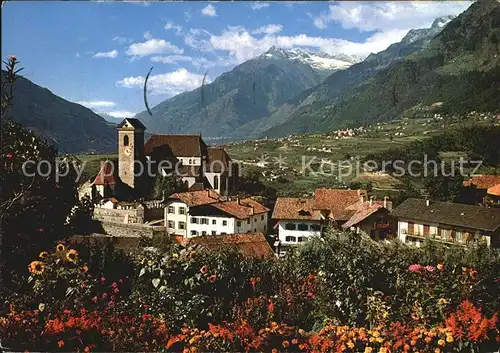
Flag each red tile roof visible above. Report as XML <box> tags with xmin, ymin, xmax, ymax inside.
<box><xmin>342</xmin><ymin>203</ymin><xmax>388</xmax><ymax>229</ymax></box>
<box><xmin>463</xmin><ymin>175</ymin><xmax>500</xmax><ymax>189</ymax></box>
<box><xmin>487</xmin><ymin>184</ymin><xmax>500</xmax><ymax>196</ymax></box>
<box><xmin>186</xmin><ymin>233</ymin><xmax>275</xmax><ymax>259</ymax></box>
<box><xmin>314</xmin><ymin>188</ymin><xmax>367</xmax><ymax>220</ymax></box>
<box><xmin>271</xmin><ymin>198</ymin><xmax>321</xmax><ymax>221</ymax></box>
<box><xmin>211</xmin><ymin>198</ymin><xmax>269</xmax><ymax>219</ymax></box>
<box><xmin>144</xmin><ymin>134</ymin><xmax>207</xmax><ymax>157</ymax></box>
<box><xmin>93</xmin><ymin>161</ymin><xmax>116</xmax><ymax>186</ymax></box>
<box><xmin>170</xmin><ymin>190</ymin><xmax>221</xmax><ymax>207</ymax></box>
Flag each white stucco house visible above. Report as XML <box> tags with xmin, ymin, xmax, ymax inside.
<box><xmin>164</xmin><ymin>190</ymin><xmax>269</xmax><ymax>241</ymax></box>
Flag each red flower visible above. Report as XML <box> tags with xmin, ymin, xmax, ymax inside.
<box><xmin>57</xmin><ymin>340</ymin><xmax>64</xmax><ymax>348</ymax></box>
<box><xmin>200</xmin><ymin>265</ymin><xmax>208</xmax><ymax>274</ymax></box>
<box><xmin>209</xmin><ymin>274</ymin><xmax>217</xmax><ymax>283</ymax></box>
<box><xmin>256</xmin><ymin>276</ymin><xmax>261</xmax><ymax>282</ymax></box>
<box><xmin>6</xmin><ymin>153</ymin><xmax>13</xmax><ymax>159</ymax></box>
<box><xmin>91</xmin><ymin>296</ymin><xmax>98</xmax><ymax>304</ymax></box>
<box><xmin>37</xmin><ymin>228</ymin><xmax>44</xmax><ymax>233</ymax></box>
<box><xmin>268</xmin><ymin>300</ymin><xmax>275</xmax><ymax>313</ymax></box>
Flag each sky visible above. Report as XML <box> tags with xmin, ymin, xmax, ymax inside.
<box><xmin>2</xmin><ymin>0</ymin><xmax>473</xmax><ymax>119</ymax></box>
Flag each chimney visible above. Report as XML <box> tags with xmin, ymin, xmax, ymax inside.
<box><xmin>426</xmin><ymin>199</ymin><xmax>430</xmax><ymax>207</ymax></box>
<box><xmin>237</xmin><ymin>197</ymin><xmax>240</xmax><ymax>205</ymax></box>
<box><xmin>360</xmin><ymin>195</ymin><xmax>365</xmax><ymax>204</ymax></box>
<box><xmin>384</xmin><ymin>196</ymin><xmax>389</xmax><ymax>209</ymax></box>
<box><xmin>369</xmin><ymin>196</ymin><xmax>374</xmax><ymax>206</ymax></box>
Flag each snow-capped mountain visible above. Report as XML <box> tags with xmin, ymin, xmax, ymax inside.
<box><xmin>261</xmin><ymin>46</ymin><xmax>362</xmax><ymax>71</ymax></box>
<box><xmin>401</xmin><ymin>15</ymin><xmax>455</xmax><ymax>45</ymax></box>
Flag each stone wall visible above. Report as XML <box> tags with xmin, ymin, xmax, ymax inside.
<box><xmin>100</xmin><ymin>221</ymin><xmax>167</xmax><ymax>238</ymax></box>
<box><xmin>94</xmin><ymin>207</ymin><xmax>144</xmax><ymax>224</ymax></box>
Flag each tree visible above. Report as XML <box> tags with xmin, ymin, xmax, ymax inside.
<box><xmin>151</xmin><ymin>174</ymin><xmax>184</xmax><ymax>199</ymax></box>
<box><xmin>1</xmin><ymin>57</ymin><xmax>80</xmax><ymax>288</ymax></box>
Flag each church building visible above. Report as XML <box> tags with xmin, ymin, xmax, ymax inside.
<box><xmin>117</xmin><ymin>118</ymin><xmax>237</xmax><ymax>198</ymax></box>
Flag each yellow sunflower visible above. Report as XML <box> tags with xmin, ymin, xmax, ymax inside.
<box><xmin>66</xmin><ymin>249</ymin><xmax>78</xmax><ymax>263</ymax></box>
<box><xmin>56</xmin><ymin>243</ymin><xmax>66</xmax><ymax>252</ymax></box>
<box><xmin>39</xmin><ymin>251</ymin><xmax>49</xmax><ymax>260</ymax></box>
<box><xmin>28</xmin><ymin>261</ymin><xmax>45</xmax><ymax>275</ymax></box>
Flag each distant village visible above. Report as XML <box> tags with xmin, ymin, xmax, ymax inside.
<box><xmin>78</xmin><ymin>118</ymin><xmax>500</xmax><ymax>258</ymax></box>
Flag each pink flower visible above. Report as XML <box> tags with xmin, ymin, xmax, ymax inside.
<box><xmin>119</xmin><ymin>279</ymin><xmax>123</xmax><ymax>284</ymax></box>
<box><xmin>37</xmin><ymin>228</ymin><xmax>44</xmax><ymax>233</ymax></box>
<box><xmin>6</xmin><ymin>153</ymin><xmax>13</xmax><ymax>159</ymax></box>
<box><xmin>408</xmin><ymin>264</ymin><xmax>422</xmax><ymax>273</ymax></box>
<box><xmin>425</xmin><ymin>265</ymin><xmax>435</xmax><ymax>272</ymax></box>
<box><xmin>111</xmin><ymin>282</ymin><xmax>118</xmax><ymax>288</ymax></box>
<box><xmin>8</xmin><ymin>54</ymin><xmax>16</xmax><ymax>61</ymax></box>
<box><xmin>100</xmin><ymin>277</ymin><xmax>106</xmax><ymax>284</ymax></box>
<box><xmin>91</xmin><ymin>296</ymin><xmax>98</xmax><ymax>304</ymax></box>
<box><xmin>113</xmin><ymin>288</ymin><xmax>119</xmax><ymax>294</ymax></box>
<box><xmin>111</xmin><ymin>295</ymin><xmax>115</xmax><ymax>301</ymax></box>
<box><xmin>102</xmin><ymin>293</ymin><xmax>107</xmax><ymax>300</ymax></box>
<box><xmin>107</xmin><ymin>301</ymin><xmax>115</xmax><ymax>308</ymax></box>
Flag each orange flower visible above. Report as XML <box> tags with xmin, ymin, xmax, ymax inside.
<box><xmin>200</xmin><ymin>265</ymin><xmax>208</xmax><ymax>274</ymax></box>
<box><xmin>282</xmin><ymin>340</ymin><xmax>290</xmax><ymax>348</ymax></box>
<box><xmin>84</xmin><ymin>347</ymin><xmax>90</xmax><ymax>353</ymax></box>
<box><xmin>28</xmin><ymin>261</ymin><xmax>44</xmax><ymax>275</ymax></box>
<box><xmin>272</xmin><ymin>349</ymin><xmax>278</xmax><ymax>353</ymax></box>
<box><xmin>39</xmin><ymin>251</ymin><xmax>49</xmax><ymax>259</ymax></box>
<box><xmin>437</xmin><ymin>264</ymin><xmax>444</xmax><ymax>270</ymax></box>
<box><xmin>56</xmin><ymin>243</ymin><xmax>65</xmax><ymax>252</ymax></box>
<box><xmin>438</xmin><ymin>339</ymin><xmax>445</xmax><ymax>346</ymax></box>
<box><xmin>66</xmin><ymin>249</ymin><xmax>78</xmax><ymax>263</ymax></box>
<box><xmin>82</xmin><ymin>264</ymin><xmax>89</xmax><ymax>273</ymax></box>
<box><xmin>57</xmin><ymin>340</ymin><xmax>64</xmax><ymax>348</ymax></box>
<box><xmin>435</xmin><ymin>349</ymin><xmax>441</xmax><ymax>353</ymax></box>
<box><xmin>291</xmin><ymin>339</ymin><xmax>298</xmax><ymax>345</ymax></box>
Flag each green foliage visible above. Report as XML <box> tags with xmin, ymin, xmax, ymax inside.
<box><xmin>151</xmin><ymin>174</ymin><xmax>184</xmax><ymax>199</ymax></box>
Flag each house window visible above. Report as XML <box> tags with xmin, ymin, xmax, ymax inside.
<box><xmin>310</xmin><ymin>224</ymin><xmax>321</xmax><ymax>232</ymax></box>
<box><xmin>254</xmin><ymin>228</ymin><xmax>257</xmax><ymax>232</ymax></box>
<box><xmin>285</xmin><ymin>236</ymin><xmax>296</xmax><ymax>242</ymax></box>
<box><xmin>237</xmin><ymin>221</ymin><xmax>241</xmax><ymax>227</ymax></box>
<box><xmin>223</xmin><ymin>220</ymin><xmax>228</xmax><ymax>226</ymax></box>
<box><xmin>261</xmin><ymin>215</ymin><xmax>264</xmax><ymax>220</ymax></box>
<box><xmin>201</xmin><ymin>218</ymin><xmax>209</xmax><ymax>225</ymax></box>
<box><xmin>264</xmin><ymin>225</ymin><xmax>266</xmax><ymax>231</ymax></box>
<box><xmin>423</xmin><ymin>224</ymin><xmax>430</xmax><ymax>236</ymax></box>
<box><xmin>190</xmin><ymin>217</ymin><xmax>198</xmax><ymax>224</ymax></box>
<box><xmin>202</xmin><ymin>231</ymin><xmax>207</xmax><ymax>236</ymax></box>
<box><xmin>178</xmin><ymin>221</ymin><xmax>186</xmax><ymax>230</ymax></box>
<box><xmin>189</xmin><ymin>159</ymin><xmax>192</xmax><ymax>165</ymax></box>
<box><xmin>179</xmin><ymin>207</ymin><xmax>186</xmax><ymax>215</ymax></box>
<box><xmin>254</xmin><ymin>217</ymin><xmax>257</xmax><ymax>222</ymax></box>
<box><xmin>247</xmin><ymin>219</ymin><xmax>250</xmax><ymax>224</ymax></box>
<box><xmin>408</xmin><ymin>222</ymin><xmax>414</xmax><ymax>235</ymax></box>
<box><xmin>191</xmin><ymin>230</ymin><xmax>198</xmax><ymax>236</ymax></box>
<box><xmin>297</xmin><ymin>223</ymin><xmax>309</xmax><ymax>231</ymax></box>
<box><xmin>221</xmin><ymin>232</ymin><xmax>227</xmax><ymax>235</ymax></box>
<box><xmin>297</xmin><ymin>237</ymin><xmax>305</xmax><ymax>242</ymax></box>
<box><xmin>211</xmin><ymin>231</ymin><xmax>216</xmax><ymax>235</ymax></box>
<box><xmin>168</xmin><ymin>206</ymin><xmax>175</xmax><ymax>214</ymax></box>
<box><xmin>214</xmin><ymin>175</ymin><xmax>219</xmax><ymax>190</ymax></box>
<box><xmin>212</xmin><ymin>219</ymin><xmax>216</xmax><ymax>225</ymax></box>
<box><xmin>123</xmin><ymin>135</ymin><xmax>129</xmax><ymax>146</ymax></box>
<box><xmin>285</xmin><ymin>223</ymin><xmax>296</xmax><ymax>230</ymax></box>
<box><xmin>168</xmin><ymin>221</ymin><xmax>175</xmax><ymax>229</ymax></box>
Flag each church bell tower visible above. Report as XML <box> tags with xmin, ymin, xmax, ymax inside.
<box><xmin>117</xmin><ymin>118</ymin><xmax>146</xmax><ymax>190</ymax></box>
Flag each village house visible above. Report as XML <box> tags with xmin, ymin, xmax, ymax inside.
<box><xmin>462</xmin><ymin>175</ymin><xmax>500</xmax><ymax>206</ymax></box>
<box><xmin>392</xmin><ymin>198</ymin><xmax>500</xmax><ymax>248</ymax></box>
<box><xmin>164</xmin><ymin>190</ymin><xmax>269</xmax><ymax>240</ymax></box>
<box><xmin>272</xmin><ymin>189</ymin><xmax>393</xmax><ymax>250</ymax></box>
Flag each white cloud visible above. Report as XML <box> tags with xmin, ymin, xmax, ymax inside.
<box><xmin>201</xmin><ymin>4</ymin><xmax>217</xmax><ymax>17</ymax></box>
<box><xmin>77</xmin><ymin>100</ymin><xmax>117</xmax><ymax>108</ymax></box>
<box><xmin>252</xmin><ymin>24</ymin><xmax>283</xmax><ymax>35</ymax></box>
<box><xmin>151</xmin><ymin>55</ymin><xmax>194</xmax><ymax>64</ymax></box>
<box><xmin>250</xmin><ymin>2</ymin><xmax>269</xmax><ymax>10</ymax></box>
<box><xmin>184</xmin><ymin>11</ymin><xmax>192</xmax><ymax>22</ymax></box>
<box><xmin>313</xmin><ymin>1</ymin><xmax>473</xmax><ymax>31</ymax></box>
<box><xmin>144</xmin><ymin>31</ymin><xmax>152</xmax><ymax>40</ymax></box>
<box><xmin>126</xmin><ymin>38</ymin><xmax>183</xmax><ymax>57</ymax></box>
<box><xmin>93</xmin><ymin>49</ymin><xmax>118</xmax><ymax>59</ymax></box>
<box><xmin>107</xmin><ymin>110</ymin><xmax>136</xmax><ymax>118</ymax></box>
<box><xmin>112</xmin><ymin>36</ymin><xmax>130</xmax><ymax>44</ymax></box>
<box><xmin>164</xmin><ymin>22</ymin><xmax>183</xmax><ymax>36</ymax></box>
<box><xmin>117</xmin><ymin>68</ymin><xmax>209</xmax><ymax>96</ymax></box>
